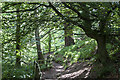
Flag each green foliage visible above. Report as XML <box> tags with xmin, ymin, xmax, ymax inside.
<box><xmin>2</xmin><ymin>63</ymin><xmax>34</xmax><ymax>78</ymax></box>
<box><xmin>92</xmin><ymin>63</ymin><xmax>116</xmax><ymax>78</ymax></box>
<box><xmin>41</xmin><ymin>55</ymin><xmax>53</xmax><ymax>70</ymax></box>
<box><xmin>106</xmin><ymin>41</ymin><xmax>120</xmax><ymax>61</ymax></box>
<box><xmin>2</xmin><ymin>55</ymin><xmax>53</xmax><ymax>79</ymax></box>
<box><xmin>54</xmin><ymin>38</ymin><xmax>97</xmax><ymax>68</ymax></box>
<box><xmin>2</xmin><ymin>2</ymin><xmax>120</xmax><ymax>79</ymax></box>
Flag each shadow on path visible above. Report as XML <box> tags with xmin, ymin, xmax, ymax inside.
<box><xmin>42</xmin><ymin>53</ymin><xmax>92</xmax><ymax>79</ymax></box>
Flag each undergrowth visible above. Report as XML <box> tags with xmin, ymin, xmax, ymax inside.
<box><xmin>53</xmin><ymin>38</ymin><xmax>97</xmax><ymax>69</ymax></box>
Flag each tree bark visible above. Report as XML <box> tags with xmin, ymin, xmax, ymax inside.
<box><xmin>64</xmin><ymin>23</ymin><xmax>75</xmax><ymax>46</ymax></box>
<box><xmin>15</xmin><ymin>5</ymin><xmax>21</xmax><ymax>67</ymax></box>
<box><xmin>35</xmin><ymin>27</ymin><xmax>44</xmax><ymax>80</ymax></box>
<box><xmin>35</xmin><ymin>27</ymin><xmax>44</xmax><ymax>61</ymax></box>
<box><xmin>82</xmin><ymin>20</ymin><xmax>110</xmax><ymax>66</ymax></box>
<box><xmin>96</xmin><ymin>35</ymin><xmax>110</xmax><ymax>66</ymax></box>
<box><xmin>48</xmin><ymin>29</ymin><xmax>51</xmax><ymax>54</ymax></box>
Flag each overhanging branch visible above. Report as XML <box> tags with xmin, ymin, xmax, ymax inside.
<box><xmin>62</xmin><ymin>2</ymin><xmax>91</xmax><ymax>21</ymax></box>
<box><xmin>49</xmin><ymin>2</ymin><xmax>84</xmax><ymax>29</ymax></box>
<box><xmin>73</xmin><ymin>33</ymin><xmax>85</xmax><ymax>35</ymax></box>
<box><xmin>2</xmin><ymin>4</ymin><xmax>49</xmax><ymax>13</ymax></box>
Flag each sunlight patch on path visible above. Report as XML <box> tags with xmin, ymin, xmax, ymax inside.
<box><xmin>59</xmin><ymin>67</ymin><xmax>91</xmax><ymax>78</ymax></box>
<box><xmin>58</xmin><ymin>62</ymin><xmax>92</xmax><ymax>79</ymax></box>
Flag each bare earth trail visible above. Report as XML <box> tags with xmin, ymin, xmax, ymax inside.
<box><xmin>42</xmin><ymin>53</ymin><xmax>92</xmax><ymax>80</ymax></box>
<box><xmin>42</xmin><ymin>52</ymin><xmax>120</xmax><ymax>79</ymax></box>
<box><xmin>42</xmin><ymin>53</ymin><xmax>64</xmax><ymax>79</ymax></box>
<box><xmin>42</xmin><ymin>61</ymin><xmax>64</xmax><ymax>79</ymax></box>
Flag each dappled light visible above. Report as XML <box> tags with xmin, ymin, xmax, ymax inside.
<box><xmin>1</xmin><ymin>2</ymin><xmax>120</xmax><ymax>80</ymax></box>
<box><xmin>59</xmin><ymin>62</ymin><xmax>92</xmax><ymax>79</ymax></box>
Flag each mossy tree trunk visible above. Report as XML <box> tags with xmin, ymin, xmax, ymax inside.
<box><xmin>15</xmin><ymin>4</ymin><xmax>21</xmax><ymax>67</ymax></box>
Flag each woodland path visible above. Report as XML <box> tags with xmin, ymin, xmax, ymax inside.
<box><xmin>42</xmin><ymin>53</ymin><xmax>64</xmax><ymax>79</ymax></box>
<box><xmin>42</xmin><ymin>53</ymin><xmax>92</xmax><ymax>80</ymax></box>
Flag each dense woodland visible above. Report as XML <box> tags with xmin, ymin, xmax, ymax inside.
<box><xmin>1</xmin><ymin>2</ymin><xmax>120</xmax><ymax>79</ymax></box>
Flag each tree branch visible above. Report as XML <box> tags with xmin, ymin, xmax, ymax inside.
<box><xmin>2</xmin><ymin>4</ymin><xmax>49</xmax><ymax>13</ymax></box>
<box><xmin>49</xmin><ymin>2</ymin><xmax>84</xmax><ymax>29</ymax></box>
<box><xmin>62</xmin><ymin>2</ymin><xmax>91</xmax><ymax>21</ymax></box>
<box><xmin>48</xmin><ymin>2</ymin><xmax>64</xmax><ymax>18</ymax></box>
<box><xmin>40</xmin><ymin>28</ymin><xmax>53</xmax><ymax>39</ymax></box>
<box><xmin>73</xmin><ymin>33</ymin><xmax>85</xmax><ymax>35</ymax></box>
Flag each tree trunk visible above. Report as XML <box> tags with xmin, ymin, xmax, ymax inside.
<box><xmin>64</xmin><ymin>23</ymin><xmax>75</xmax><ymax>46</ymax></box>
<box><xmin>35</xmin><ymin>27</ymin><xmax>44</xmax><ymax>80</ymax></box>
<box><xmin>48</xmin><ymin>29</ymin><xmax>51</xmax><ymax>54</ymax></box>
<box><xmin>96</xmin><ymin>35</ymin><xmax>110</xmax><ymax>66</ymax></box>
<box><xmin>35</xmin><ymin>27</ymin><xmax>44</xmax><ymax>61</ymax></box>
<box><xmin>34</xmin><ymin>9</ymin><xmax>45</xmax><ymax>79</ymax></box>
<box><xmin>16</xmin><ymin>6</ymin><xmax>21</xmax><ymax>67</ymax></box>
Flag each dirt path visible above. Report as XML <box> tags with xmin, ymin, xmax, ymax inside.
<box><xmin>42</xmin><ymin>53</ymin><xmax>92</xmax><ymax>79</ymax></box>
<box><xmin>58</xmin><ymin>62</ymin><xmax>92</xmax><ymax>79</ymax></box>
<box><xmin>42</xmin><ymin>62</ymin><xmax>64</xmax><ymax>79</ymax></box>
<box><xmin>42</xmin><ymin>53</ymin><xmax>64</xmax><ymax>79</ymax></box>
<box><xmin>42</xmin><ymin>53</ymin><xmax>120</xmax><ymax>79</ymax></box>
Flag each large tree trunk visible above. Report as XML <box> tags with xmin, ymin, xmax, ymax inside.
<box><xmin>16</xmin><ymin>6</ymin><xmax>21</xmax><ymax>67</ymax></box>
<box><xmin>64</xmin><ymin>23</ymin><xmax>75</xmax><ymax>46</ymax></box>
<box><xmin>96</xmin><ymin>35</ymin><xmax>110</xmax><ymax>66</ymax></box>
